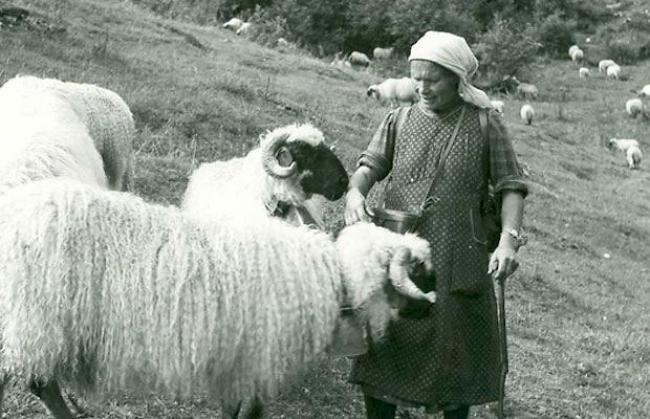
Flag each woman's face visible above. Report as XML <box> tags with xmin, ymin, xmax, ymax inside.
<box><xmin>410</xmin><ymin>60</ymin><xmax>460</xmax><ymax>113</ymax></box>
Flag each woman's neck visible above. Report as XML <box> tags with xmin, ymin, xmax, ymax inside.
<box><xmin>418</xmin><ymin>96</ymin><xmax>464</xmax><ymax>117</ymax></box>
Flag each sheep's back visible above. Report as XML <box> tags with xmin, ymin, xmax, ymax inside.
<box><xmin>0</xmin><ymin>179</ymin><xmax>342</xmax><ymax>403</ymax></box>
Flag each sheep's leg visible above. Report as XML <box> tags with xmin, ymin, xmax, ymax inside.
<box><xmin>29</xmin><ymin>378</ymin><xmax>76</xmax><ymax>419</ymax></box>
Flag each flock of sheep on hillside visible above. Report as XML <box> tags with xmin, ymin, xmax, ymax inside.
<box><xmin>0</xmin><ymin>74</ymin><xmax>438</xmax><ymax>419</ymax></box>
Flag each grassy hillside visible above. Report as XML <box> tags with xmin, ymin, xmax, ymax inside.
<box><xmin>1</xmin><ymin>1</ymin><xmax>649</xmax><ymax>418</ymax></box>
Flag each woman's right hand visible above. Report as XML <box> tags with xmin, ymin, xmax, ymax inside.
<box><xmin>344</xmin><ymin>187</ymin><xmax>372</xmax><ymax>225</ymax></box>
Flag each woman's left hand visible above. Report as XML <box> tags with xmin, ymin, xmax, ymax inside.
<box><xmin>488</xmin><ymin>237</ymin><xmax>519</xmax><ymax>282</ymax></box>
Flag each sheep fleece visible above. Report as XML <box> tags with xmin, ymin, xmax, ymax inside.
<box><xmin>0</xmin><ymin>180</ymin><xmax>342</xmax><ymax>404</ymax></box>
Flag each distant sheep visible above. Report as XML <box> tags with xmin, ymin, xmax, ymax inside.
<box><xmin>0</xmin><ymin>179</ymin><xmax>435</xmax><ymax>419</ymax></box>
<box><xmin>367</xmin><ymin>77</ymin><xmax>418</xmax><ymax>107</ymax></box>
<box><xmin>606</xmin><ymin>64</ymin><xmax>621</xmax><ymax>79</ymax></box>
<box><xmin>520</xmin><ymin>103</ymin><xmax>535</xmax><ymax>125</ymax></box>
<box><xmin>372</xmin><ymin>47</ymin><xmax>394</xmax><ymax>60</ymax></box>
<box><xmin>626</xmin><ymin>145</ymin><xmax>642</xmax><ymax>169</ymax></box>
<box><xmin>568</xmin><ymin>45</ymin><xmax>580</xmax><ymax>57</ymax></box>
<box><xmin>182</xmin><ymin>123</ymin><xmax>348</xmax><ymax>227</ymax></box>
<box><xmin>638</xmin><ymin>84</ymin><xmax>650</xmax><ymax>97</ymax></box>
<box><xmin>511</xmin><ymin>77</ymin><xmax>539</xmax><ymax>100</ymax></box>
<box><xmin>236</xmin><ymin>22</ymin><xmax>252</xmax><ymax>36</ymax></box>
<box><xmin>570</xmin><ymin>48</ymin><xmax>584</xmax><ymax>63</ymax></box>
<box><xmin>626</xmin><ymin>98</ymin><xmax>643</xmax><ymax>118</ymax></box>
<box><xmin>598</xmin><ymin>59</ymin><xmax>617</xmax><ymax>73</ymax></box>
<box><xmin>607</xmin><ymin>138</ymin><xmax>639</xmax><ymax>153</ymax></box>
<box><xmin>347</xmin><ymin>51</ymin><xmax>371</xmax><ymax>68</ymax></box>
<box><xmin>330</xmin><ymin>52</ymin><xmax>351</xmax><ymax>69</ymax></box>
<box><xmin>223</xmin><ymin>17</ymin><xmax>244</xmax><ymax>32</ymax></box>
<box><xmin>490</xmin><ymin>100</ymin><xmax>505</xmax><ymax>114</ymax></box>
<box><xmin>579</xmin><ymin>67</ymin><xmax>590</xmax><ymax>79</ymax></box>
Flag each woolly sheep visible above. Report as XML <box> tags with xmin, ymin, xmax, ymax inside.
<box><xmin>347</xmin><ymin>51</ymin><xmax>371</xmax><ymax>68</ymax></box>
<box><xmin>570</xmin><ymin>48</ymin><xmax>584</xmax><ymax>63</ymax></box>
<box><xmin>182</xmin><ymin>123</ymin><xmax>348</xmax><ymax>228</ymax></box>
<box><xmin>598</xmin><ymin>59</ymin><xmax>617</xmax><ymax>73</ymax></box>
<box><xmin>607</xmin><ymin>138</ymin><xmax>639</xmax><ymax>153</ymax></box>
<box><xmin>606</xmin><ymin>64</ymin><xmax>621</xmax><ymax>79</ymax></box>
<box><xmin>0</xmin><ymin>75</ymin><xmax>134</xmax><ymax>193</ymax></box>
<box><xmin>223</xmin><ymin>17</ymin><xmax>244</xmax><ymax>32</ymax></box>
<box><xmin>490</xmin><ymin>100</ymin><xmax>505</xmax><ymax>114</ymax></box>
<box><xmin>579</xmin><ymin>67</ymin><xmax>590</xmax><ymax>79</ymax></box>
<box><xmin>372</xmin><ymin>47</ymin><xmax>394</xmax><ymax>60</ymax></box>
<box><xmin>520</xmin><ymin>103</ymin><xmax>535</xmax><ymax>125</ymax></box>
<box><xmin>568</xmin><ymin>45</ymin><xmax>580</xmax><ymax>57</ymax></box>
<box><xmin>638</xmin><ymin>84</ymin><xmax>650</xmax><ymax>97</ymax></box>
<box><xmin>512</xmin><ymin>77</ymin><xmax>539</xmax><ymax>100</ymax></box>
<box><xmin>236</xmin><ymin>22</ymin><xmax>252</xmax><ymax>36</ymax></box>
<box><xmin>626</xmin><ymin>98</ymin><xmax>643</xmax><ymax>118</ymax></box>
<box><xmin>0</xmin><ymin>179</ymin><xmax>435</xmax><ymax>419</ymax></box>
<box><xmin>626</xmin><ymin>145</ymin><xmax>642</xmax><ymax>169</ymax></box>
<box><xmin>367</xmin><ymin>77</ymin><xmax>418</xmax><ymax>108</ymax></box>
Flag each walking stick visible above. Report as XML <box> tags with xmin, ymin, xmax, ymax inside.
<box><xmin>496</xmin><ymin>276</ymin><xmax>508</xmax><ymax>419</ymax></box>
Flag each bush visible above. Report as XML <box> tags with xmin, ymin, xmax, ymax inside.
<box><xmin>246</xmin><ymin>6</ymin><xmax>290</xmax><ymax>48</ymax></box>
<box><xmin>472</xmin><ymin>17</ymin><xmax>540</xmax><ymax>91</ymax></box>
<box><xmin>605</xmin><ymin>30</ymin><xmax>650</xmax><ymax>64</ymax></box>
<box><xmin>535</xmin><ymin>13</ymin><xmax>577</xmax><ymax>57</ymax></box>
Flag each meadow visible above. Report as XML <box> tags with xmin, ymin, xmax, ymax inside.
<box><xmin>1</xmin><ymin>1</ymin><xmax>649</xmax><ymax>418</ymax></box>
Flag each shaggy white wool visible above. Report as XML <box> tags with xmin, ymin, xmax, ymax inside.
<box><xmin>0</xmin><ymin>180</ymin><xmax>430</xmax><ymax>408</ymax></box>
<box><xmin>0</xmin><ymin>75</ymin><xmax>134</xmax><ymax>191</ymax></box>
<box><xmin>0</xmin><ymin>80</ymin><xmax>108</xmax><ymax>191</ymax></box>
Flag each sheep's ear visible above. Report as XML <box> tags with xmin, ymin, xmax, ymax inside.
<box><xmin>275</xmin><ymin>146</ymin><xmax>294</xmax><ymax>167</ymax></box>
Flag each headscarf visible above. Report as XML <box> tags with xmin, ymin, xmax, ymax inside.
<box><xmin>409</xmin><ymin>31</ymin><xmax>493</xmax><ymax>109</ymax></box>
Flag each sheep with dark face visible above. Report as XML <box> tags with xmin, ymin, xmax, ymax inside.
<box><xmin>183</xmin><ymin>123</ymin><xmax>349</xmax><ymax>227</ymax></box>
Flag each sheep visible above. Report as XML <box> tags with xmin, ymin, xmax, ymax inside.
<box><xmin>511</xmin><ymin>77</ymin><xmax>539</xmax><ymax>100</ymax></box>
<box><xmin>579</xmin><ymin>67</ymin><xmax>590</xmax><ymax>79</ymax></box>
<box><xmin>606</xmin><ymin>64</ymin><xmax>621</xmax><ymax>79</ymax></box>
<box><xmin>490</xmin><ymin>100</ymin><xmax>505</xmax><ymax>114</ymax></box>
<box><xmin>626</xmin><ymin>145</ymin><xmax>642</xmax><ymax>169</ymax></box>
<box><xmin>568</xmin><ymin>44</ymin><xmax>580</xmax><ymax>57</ymax></box>
<box><xmin>570</xmin><ymin>48</ymin><xmax>584</xmax><ymax>63</ymax></box>
<box><xmin>598</xmin><ymin>59</ymin><xmax>617</xmax><ymax>73</ymax></box>
<box><xmin>638</xmin><ymin>84</ymin><xmax>650</xmax><ymax>97</ymax></box>
<box><xmin>367</xmin><ymin>77</ymin><xmax>418</xmax><ymax>108</ymax></box>
<box><xmin>626</xmin><ymin>98</ymin><xmax>644</xmax><ymax>118</ymax></box>
<box><xmin>0</xmin><ymin>178</ymin><xmax>435</xmax><ymax>419</ymax></box>
<box><xmin>0</xmin><ymin>75</ymin><xmax>135</xmax><ymax>193</ymax></box>
<box><xmin>182</xmin><ymin>123</ymin><xmax>348</xmax><ymax>228</ymax></box>
<box><xmin>372</xmin><ymin>47</ymin><xmax>394</xmax><ymax>60</ymax></box>
<box><xmin>347</xmin><ymin>51</ymin><xmax>371</xmax><ymax>68</ymax></box>
<box><xmin>330</xmin><ymin>52</ymin><xmax>351</xmax><ymax>69</ymax></box>
<box><xmin>0</xmin><ymin>75</ymin><xmax>135</xmax><ymax>417</ymax></box>
<box><xmin>223</xmin><ymin>17</ymin><xmax>244</xmax><ymax>32</ymax></box>
<box><xmin>520</xmin><ymin>103</ymin><xmax>535</xmax><ymax>125</ymax></box>
<box><xmin>236</xmin><ymin>22</ymin><xmax>252</xmax><ymax>36</ymax></box>
<box><xmin>607</xmin><ymin>138</ymin><xmax>639</xmax><ymax>153</ymax></box>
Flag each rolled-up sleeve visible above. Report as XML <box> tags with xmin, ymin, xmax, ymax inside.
<box><xmin>357</xmin><ymin>110</ymin><xmax>396</xmax><ymax>182</ymax></box>
<box><xmin>487</xmin><ymin>110</ymin><xmax>529</xmax><ymax>197</ymax></box>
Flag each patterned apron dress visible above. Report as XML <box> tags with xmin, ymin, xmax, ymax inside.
<box><xmin>350</xmin><ymin>104</ymin><xmax>501</xmax><ymax>409</ymax></box>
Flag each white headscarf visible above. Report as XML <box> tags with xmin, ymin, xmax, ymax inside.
<box><xmin>409</xmin><ymin>31</ymin><xmax>493</xmax><ymax>109</ymax></box>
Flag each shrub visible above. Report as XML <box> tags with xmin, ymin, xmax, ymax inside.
<box><xmin>472</xmin><ymin>16</ymin><xmax>540</xmax><ymax>91</ymax></box>
<box><xmin>535</xmin><ymin>13</ymin><xmax>577</xmax><ymax>57</ymax></box>
<box><xmin>605</xmin><ymin>31</ymin><xmax>650</xmax><ymax>64</ymax></box>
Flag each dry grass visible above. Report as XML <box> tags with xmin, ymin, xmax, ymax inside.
<box><xmin>1</xmin><ymin>0</ymin><xmax>649</xmax><ymax>418</ymax></box>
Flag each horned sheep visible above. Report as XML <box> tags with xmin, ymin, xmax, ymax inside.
<box><xmin>182</xmin><ymin>123</ymin><xmax>348</xmax><ymax>228</ymax></box>
<box><xmin>367</xmin><ymin>77</ymin><xmax>418</xmax><ymax>108</ymax></box>
<box><xmin>0</xmin><ymin>179</ymin><xmax>435</xmax><ymax>419</ymax></box>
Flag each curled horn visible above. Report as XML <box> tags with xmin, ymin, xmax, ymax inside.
<box><xmin>261</xmin><ymin>131</ymin><xmax>298</xmax><ymax>179</ymax></box>
<box><xmin>367</xmin><ymin>86</ymin><xmax>376</xmax><ymax>97</ymax></box>
<box><xmin>389</xmin><ymin>247</ymin><xmax>436</xmax><ymax>304</ymax></box>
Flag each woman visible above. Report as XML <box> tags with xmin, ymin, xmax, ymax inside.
<box><xmin>344</xmin><ymin>31</ymin><xmax>528</xmax><ymax>419</ymax></box>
